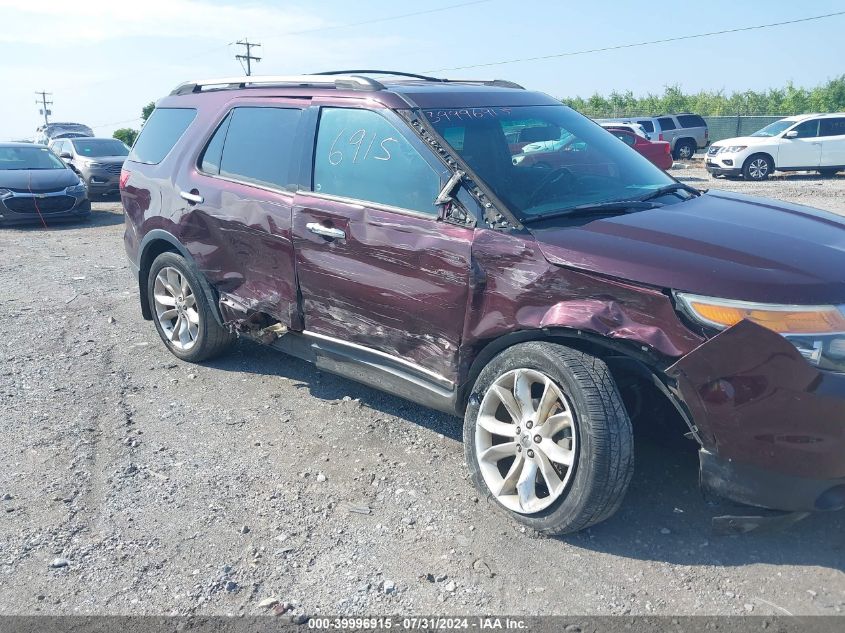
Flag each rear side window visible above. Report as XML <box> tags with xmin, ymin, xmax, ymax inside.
<box><xmin>199</xmin><ymin>112</ymin><xmax>232</xmax><ymax>175</ymax></box>
<box><xmin>313</xmin><ymin>108</ymin><xmax>441</xmax><ymax>216</ymax></box>
<box><xmin>677</xmin><ymin>114</ymin><xmax>706</xmax><ymax>128</ymax></box>
<box><xmin>819</xmin><ymin>118</ymin><xmax>845</xmax><ymax>137</ymax></box>
<box><xmin>636</xmin><ymin>120</ymin><xmax>655</xmax><ymax>133</ymax></box>
<box><xmin>129</xmin><ymin>108</ymin><xmax>196</xmax><ymax>165</ymax></box>
<box><xmin>657</xmin><ymin>117</ymin><xmax>676</xmax><ymax>131</ymax></box>
<box><xmin>217</xmin><ymin>107</ymin><xmax>302</xmax><ymax>190</ymax></box>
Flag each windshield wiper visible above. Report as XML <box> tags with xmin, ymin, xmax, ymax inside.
<box><xmin>523</xmin><ymin>200</ymin><xmax>663</xmax><ymax>223</ymax></box>
<box><xmin>639</xmin><ymin>182</ymin><xmax>702</xmax><ymax>201</ymax></box>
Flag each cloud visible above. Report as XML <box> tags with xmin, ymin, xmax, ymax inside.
<box><xmin>0</xmin><ymin>0</ymin><xmax>327</xmax><ymax>44</ymax></box>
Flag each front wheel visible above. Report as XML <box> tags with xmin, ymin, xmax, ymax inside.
<box><xmin>464</xmin><ymin>342</ymin><xmax>634</xmax><ymax>535</ymax></box>
<box><xmin>147</xmin><ymin>252</ymin><xmax>235</xmax><ymax>362</ymax></box>
<box><xmin>743</xmin><ymin>154</ymin><xmax>773</xmax><ymax>181</ymax></box>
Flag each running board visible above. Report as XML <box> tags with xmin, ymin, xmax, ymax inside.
<box><xmin>270</xmin><ymin>331</ymin><xmax>459</xmax><ymax>415</ymax></box>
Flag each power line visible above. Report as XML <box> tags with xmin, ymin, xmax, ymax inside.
<box><xmin>427</xmin><ymin>10</ymin><xmax>845</xmax><ymax>73</ymax></box>
<box><xmin>235</xmin><ymin>39</ymin><xmax>261</xmax><ymax>76</ymax></box>
<box><xmin>35</xmin><ymin>91</ymin><xmax>53</xmax><ymax>126</ymax></box>
<box><xmin>281</xmin><ymin>0</ymin><xmax>492</xmax><ymax>36</ymax></box>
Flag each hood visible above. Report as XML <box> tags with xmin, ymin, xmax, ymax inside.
<box><xmin>0</xmin><ymin>168</ymin><xmax>78</xmax><ymax>190</ymax></box>
<box><xmin>531</xmin><ymin>190</ymin><xmax>845</xmax><ymax>305</ymax></box>
<box><xmin>711</xmin><ymin>135</ymin><xmax>774</xmax><ymax>147</ymax></box>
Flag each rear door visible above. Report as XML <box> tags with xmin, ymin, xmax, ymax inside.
<box><xmin>818</xmin><ymin>117</ymin><xmax>845</xmax><ymax>167</ymax></box>
<box><xmin>292</xmin><ymin>102</ymin><xmax>474</xmax><ymax>384</ymax></box>
<box><xmin>175</xmin><ymin>99</ymin><xmax>307</xmax><ymax>328</ymax></box>
<box><xmin>657</xmin><ymin>117</ymin><xmax>678</xmax><ymax>146</ymax></box>
<box><xmin>778</xmin><ymin>119</ymin><xmax>822</xmax><ymax>168</ymax></box>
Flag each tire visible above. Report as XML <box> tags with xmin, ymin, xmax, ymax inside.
<box><xmin>819</xmin><ymin>168</ymin><xmax>840</xmax><ymax>177</ymax></box>
<box><xmin>742</xmin><ymin>154</ymin><xmax>773</xmax><ymax>181</ymax></box>
<box><xmin>464</xmin><ymin>342</ymin><xmax>634</xmax><ymax>535</ymax></box>
<box><xmin>146</xmin><ymin>251</ymin><xmax>235</xmax><ymax>362</ymax></box>
<box><xmin>673</xmin><ymin>140</ymin><xmax>696</xmax><ymax>161</ymax></box>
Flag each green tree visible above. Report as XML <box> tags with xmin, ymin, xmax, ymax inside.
<box><xmin>142</xmin><ymin>101</ymin><xmax>156</xmax><ymax>122</ymax></box>
<box><xmin>113</xmin><ymin>128</ymin><xmax>138</xmax><ymax>146</ymax></box>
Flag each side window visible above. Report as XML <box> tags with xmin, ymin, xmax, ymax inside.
<box><xmin>657</xmin><ymin>117</ymin><xmax>676</xmax><ymax>131</ymax></box>
<box><xmin>819</xmin><ymin>118</ymin><xmax>845</xmax><ymax>137</ymax></box>
<box><xmin>637</xmin><ymin>120</ymin><xmax>655</xmax><ymax>133</ymax></box>
<box><xmin>792</xmin><ymin>120</ymin><xmax>819</xmax><ymax>138</ymax></box>
<box><xmin>218</xmin><ymin>107</ymin><xmax>301</xmax><ymax>190</ymax></box>
<box><xmin>677</xmin><ymin>114</ymin><xmax>706</xmax><ymax>128</ymax></box>
<box><xmin>129</xmin><ymin>108</ymin><xmax>196</xmax><ymax>165</ymax></box>
<box><xmin>612</xmin><ymin>131</ymin><xmax>636</xmax><ymax>146</ymax></box>
<box><xmin>313</xmin><ymin>108</ymin><xmax>442</xmax><ymax>216</ymax></box>
<box><xmin>199</xmin><ymin>112</ymin><xmax>232</xmax><ymax>175</ymax></box>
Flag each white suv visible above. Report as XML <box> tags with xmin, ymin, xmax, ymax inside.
<box><xmin>706</xmin><ymin>113</ymin><xmax>845</xmax><ymax>181</ymax></box>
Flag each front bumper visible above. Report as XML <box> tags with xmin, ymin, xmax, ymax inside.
<box><xmin>80</xmin><ymin>166</ymin><xmax>121</xmax><ymax>194</ymax></box>
<box><xmin>667</xmin><ymin>320</ymin><xmax>845</xmax><ymax>513</ymax></box>
<box><xmin>0</xmin><ymin>192</ymin><xmax>90</xmax><ymax>226</ymax></box>
<box><xmin>705</xmin><ymin>154</ymin><xmax>744</xmax><ymax>176</ymax></box>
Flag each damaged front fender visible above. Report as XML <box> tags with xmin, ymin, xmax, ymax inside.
<box><xmin>667</xmin><ymin>319</ymin><xmax>845</xmax><ymax>512</ymax></box>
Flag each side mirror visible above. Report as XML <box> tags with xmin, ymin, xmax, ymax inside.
<box><xmin>784</xmin><ymin>130</ymin><xmax>798</xmax><ymax>139</ymax></box>
<box><xmin>59</xmin><ymin>151</ymin><xmax>73</xmax><ymax>159</ymax></box>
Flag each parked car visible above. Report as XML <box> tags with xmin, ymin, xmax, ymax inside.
<box><xmin>50</xmin><ymin>137</ymin><xmax>130</xmax><ymax>196</ymax></box>
<box><xmin>603</xmin><ymin>126</ymin><xmax>673</xmax><ymax>170</ymax></box>
<box><xmin>123</xmin><ymin>72</ymin><xmax>845</xmax><ymax>535</ymax></box>
<box><xmin>0</xmin><ymin>143</ymin><xmax>90</xmax><ymax>225</ymax></box>
<box><xmin>705</xmin><ymin>113</ymin><xmax>845</xmax><ymax>181</ymax></box>
<box><xmin>34</xmin><ymin>122</ymin><xmax>93</xmax><ymax>146</ymax></box>
<box><xmin>599</xmin><ymin>114</ymin><xmax>708</xmax><ymax>160</ymax></box>
<box><xmin>598</xmin><ymin>121</ymin><xmax>649</xmax><ymax>139</ymax></box>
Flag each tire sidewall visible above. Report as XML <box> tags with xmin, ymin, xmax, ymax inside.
<box><xmin>147</xmin><ymin>252</ymin><xmax>213</xmax><ymax>362</ymax></box>
<box><xmin>743</xmin><ymin>154</ymin><xmax>772</xmax><ymax>181</ymax></box>
<box><xmin>464</xmin><ymin>343</ymin><xmax>619</xmax><ymax>533</ymax></box>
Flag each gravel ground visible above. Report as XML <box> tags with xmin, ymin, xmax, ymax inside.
<box><xmin>1</xmin><ymin>173</ymin><xmax>844</xmax><ymax>618</ymax></box>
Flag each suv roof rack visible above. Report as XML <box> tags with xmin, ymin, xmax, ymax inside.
<box><xmin>315</xmin><ymin>69</ymin><xmax>525</xmax><ymax>90</ymax></box>
<box><xmin>170</xmin><ymin>74</ymin><xmax>386</xmax><ymax>96</ymax></box>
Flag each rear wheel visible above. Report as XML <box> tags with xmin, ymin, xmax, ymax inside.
<box><xmin>147</xmin><ymin>252</ymin><xmax>235</xmax><ymax>362</ymax></box>
<box><xmin>674</xmin><ymin>140</ymin><xmax>696</xmax><ymax>161</ymax></box>
<box><xmin>464</xmin><ymin>342</ymin><xmax>634</xmax><ymax>535</ymax></box>
<box><xmin>742</xmin><ymin>154</ymin><xmax>773</xmax><ymax>181</ymax></box>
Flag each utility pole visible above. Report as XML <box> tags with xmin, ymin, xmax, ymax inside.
<box><xmin>35</xmin><ymin>91</ymin><xmax>53</xmax><ymax>126</ymax></box>
<box><xmin>235</xmin><ymin>39</ymin><xmax>261</xmax><ymax>76</ymax></box>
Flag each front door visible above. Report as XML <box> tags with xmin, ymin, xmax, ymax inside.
<box><xmin>777</xmin><ymin>119</ymin><xmax>822</xmax><ymax>168</ymax></box>
<box><xmin>292</xmin><ymin>104</ymin><xmax>473</xmax><ymax>384</ymax></box>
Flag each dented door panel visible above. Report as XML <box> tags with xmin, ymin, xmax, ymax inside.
<box><xmin>667</xmin><ymin>320</ymin><xmax>845</xmax><ymax>480</ymax></box>
<box><xmin>293</xmin><ymin>192</ymin><xmax>473</xmax><ymax>382</ymax></box>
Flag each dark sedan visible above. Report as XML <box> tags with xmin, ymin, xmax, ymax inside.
<box><xmin>0</xmin><ymin>143</ymin><xmax>90</xmax><ymax>226</ymax></box>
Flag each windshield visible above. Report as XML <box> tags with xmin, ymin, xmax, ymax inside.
<box><xmin>71</xmin><ymin>138</ymin><xmax>130</xmax><ymax>157</ymax></box>
<box><xmin>424</xmin><ymin>105</ymin><xmax>674</xmax><ymax>220</ymax></box>
<box><xmin>750</xmin><ymin>120</ymin><xmax>795</xmax><ymax>137</ymax></box>
<box><xmin>0</xmin><ymin>146</ymin><xmax>67</xmax><ymax>170</ymax></box>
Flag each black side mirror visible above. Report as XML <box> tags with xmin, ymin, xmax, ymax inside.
<box><xmin>59</xmin><ymin>151</ymin><xmax>73</xmax><ymax>159</ymax></box>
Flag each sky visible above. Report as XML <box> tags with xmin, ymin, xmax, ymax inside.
<box><xmin>0</xmin><ymin>0</ymin><xmax>843</xmax><ymax>140</ymax></box>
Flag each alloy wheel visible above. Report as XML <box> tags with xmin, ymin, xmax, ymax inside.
<box><xmin>475</xmin><ymin>369</ymin><xmax>578</xmax><ymax>514</ymax></box>
<box><xmin>153</xmin><ymin>266</ymin><xmax>200</xmax><ymax>351</ymax></box>
<box><xmin>678</xmin><ymin>144</ymin><xmax>693</xmax><ymax>160</ymax></box>
<box><xmin>748</xmin><ymin>158</ymin><xmax>769</xmax><ymax>179</ymax></box>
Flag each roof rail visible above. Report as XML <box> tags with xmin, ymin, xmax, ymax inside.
<box><xmin>315</xmin><ymin>70</ymin><xmax>525</xmax><ymax>90</ymax></box>
<box><xmin>170</xmin><ymin>74</ymin><xmax>385</xmax><ymax>96</ymax></box>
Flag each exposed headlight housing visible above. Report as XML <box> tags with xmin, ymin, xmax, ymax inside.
<box><xmin>675</xmin><ymin>291</ymin><xmax>845</xmax><ymax>372</ymax></box>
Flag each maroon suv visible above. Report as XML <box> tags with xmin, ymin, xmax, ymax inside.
<box><xmin>121</xmin><ymin>71</ymin><xmax>845</xmax><ymax>534</ymax></box>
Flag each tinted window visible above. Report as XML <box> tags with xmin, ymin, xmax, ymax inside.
<box><xmin>611</xmin><ymin>130</ymin><xmax>636</xmax><ymax>146</ymax></box>
<box><xmin>677</xmin><ymin>114</ymin><xmax>706</xmax><ymax>128</ymax></box>
<box><xmin>71</xmin><ymin>138</ymin><xmax>129</xmax><ymax>157</ymax></box>
<box><xmin>819</xmin><ymin>118</ymin><xmax>845</xmax><ymax>137</ymax></box>
<box><xmin>657</xmin><ymin>117</ymin><xmax>676</xmax><ymax>131</ymax></box>
<box><xmin>792</xmin><ymin>120</ymin><xmax>819</xmax><ymax>138</ymax></box>
<box><xmin>636</xmin><ymin>120</ymin><xmax>655</xmax><ymax>133</ymax></box>
<box><xmin>314</xmin><ymin>108</ymin><xmax>442</xmax><ymax>215</ymax></box>
<box><xmin>129</xmin><ymin>108</ymin><xmax>196</xmax><ymax>165</ymax></box>
<box><xmin>218</xmin><ymin>107</ymin><xmax>301</xmax><ymax>190</ymax></box>
<box><xmin>199</xmin><ymin>112</ymin><xmax>232</xmax><ymax>175</ymax></box>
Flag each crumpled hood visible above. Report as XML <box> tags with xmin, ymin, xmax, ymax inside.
<box><xmin>530</xmin><ymin>190</ymin><xmax>845</xmax><ymax>305</ymax></box>
<box><xmin>0</xmin><ymin>168</ymin><xmax>78</xmax><ymax>190</ymax></box>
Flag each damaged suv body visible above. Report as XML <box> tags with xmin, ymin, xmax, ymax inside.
<box><xmin>121</xmin><ymin>72</ymin><xmax>845</xmax><ymax>534</ymax></box>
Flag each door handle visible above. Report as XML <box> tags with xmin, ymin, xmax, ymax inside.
<box><xmin>180</xmin><ymin>190</ymin><xmax>204</xmax><ymax>204</ymax></box>
<box><xmin>306</xmin><ymin>222</ymin><xmax>346</xmax><ymax>240</ymax></box>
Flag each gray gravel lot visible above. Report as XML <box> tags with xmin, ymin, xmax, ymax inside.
<box><xmin>1</xmin><ymin>171</ymin><xmax>844</xmax><ymax>618</ymax></box>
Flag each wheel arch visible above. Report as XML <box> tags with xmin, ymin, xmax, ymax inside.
<box><xmin>743</xmin><ymin>151</ymin><xmax>776</xmax><ymax>171</ymax></box>
<box><xmin>457</xmin><ymin>328</ymin><xmax>698</xmax><ymax>442</ymax></box>
<box><xmin>137</xmin><ymin>230</ymin><xmax>224</xmax><ymax>326</ymax></box>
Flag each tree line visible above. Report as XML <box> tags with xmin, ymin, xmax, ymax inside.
<box><xmin>560</xmin><ymin>76</ymin><xmax>845</xmax><ymax>118</ymax></box>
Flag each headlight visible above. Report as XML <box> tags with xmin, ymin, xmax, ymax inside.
<box><xmin>512</xmin><ymin>155</ymin><xmax>526</xmax><ymax>165</ymax></box>
<box><xmin>722</xmin><ymin>145</ymin><xmax>747</xmax><ymax>153</ymax></box>
<box><xmin>84</xmin><ymin>162</ymin><xmax>105</xmax><ymax>169</ymax></box>
<box><xmin>66</xmin><ymin>183</ymin><xmax>87</xmax><ymax>195</ymax></box>
<box><xmin>675</xmin><ymin>292</ymin><xmax>845</xmax><ymax>372</ymax></box>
